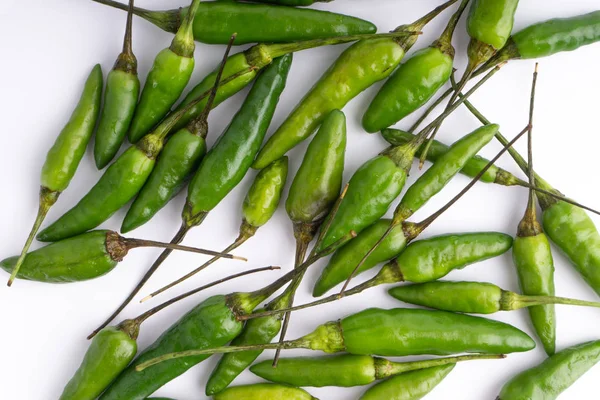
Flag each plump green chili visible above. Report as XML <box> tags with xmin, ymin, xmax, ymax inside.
<box><xmin>7</xmin><ymin>65</ymin><xmax>102</xmax><ymax>286</ymax></box>
<box><xmin>360</xmin><ymin>364</ymin><xmax>455</xmax><ymax>400</ymax></box>
<box><xmin>252</xmin><ymin>0</ymin><xmax>457</xmax><ymax>169</ymax></box>
<box><xmin>219</xmin><ymin>0</ymin><xmax>327</xmax><ymax>5</ymax></box>
<box><xmin>242</xmin><ymin>157</ymin><xmax>288</xmax><ymax>228</ymax></box>
<box><xmin>137</xmin><ymin>308</ymin><xmax>534</xmax><ymax>367</ymax></box>
<box><xmin>213</xmin><ymin>384</ymin><xmax>318</xmax><ymax>400</ymax></box>
<box><xmin>94</xmin><ymin>0</ymin><xmax>140</xmax><ymax>169</ymax></box>
<box><xmin>127</xmin><ymin>0</ymin><xmax>202</xmax><ymax>143</ymax></box>
<box><xmin>389</xmin><ymin>281</ymin><xmax>600</xmax><ymax>313</ymax></box>
<box><xmin>1</xmin><ymin>230</ymin><xmax>238</xmax><ymax>283</ymax></box>
<box><xmin>497</xmin><ymin>340</ymin><xmax>600</xmax><ymax>400</ymax></box>
<box><xmin>362</xmin><ymin>0</ymin><xmax>469</xmax><ymax>133</ymax></box>
<box><xmin>250</xmin><ymin>353</ymin><xmax>502</xmax><ymax>387</ymax></box>
<box><xmin>93</xmin><ymin>0</ymin><xmax>375</xmax><ymax>45</ymax></box>
<box><xmin>89</xmin><ymin>55</ymin><xmax>292</xmax><ymax>338</ymax></box>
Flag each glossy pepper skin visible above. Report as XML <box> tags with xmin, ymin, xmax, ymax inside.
<box><xmin>381</xmin><ymin>129</ymin><xmax>523</xmax><ymax>186</ymax></box>
<box><xmin>59</xmin><ymin>327</ymin><xmax>137</xmax><ymax>400</ymax></box>
<box><xmin>183</xmin><ymin>55</ymin><xmax>292</xmax><ymax>226</ymax></box>
<box><xmin>205</xmin><ymin>310</ymin><xmax>282</xmax><ymax>396</ymax></box>
<box><xmin>498</xmin><ymin>340</ymin><xmax>600</xmax><ymax>400</ymax></box>
<box><xmin>1</xmin><ymin>231</ymin><xmax>122</xmax><ymax>283</ymax></box>
<box><xmin>127</xmin><ymin>0</ymin><xmax>201</xmax><ymax>143</ymax></box>
<box><xmin>213</xmin><ymin>383</ymin><xmax>318</xmax><ymax>400</ymax></box>
<box><xmin>252</xmin><ymin>0</ymin><xmax>457</xmax><ymax>169</ymax></box>
<box><xmin>121</xmin><ymin>126</ymin><xmax>208</xmax><ymax>233</ymax></box>
<box><xmin>360</xmin><ymin>364</ymin><xmax>454</xmax><ymax>400</ymax></box>
<box><xmin>363</xmin><ymin>47</ymin><xmax>453</xmax><ymax>133</ymax></box>
<box><xmin>219</xmin><ymin>0</ymin><xmax>326</xmax><ymax>5</ymax></box>
<box><xmin>37</xmin><ymin>136</ymin><xmax>159</xmax><ymax>242</ymax></box>
<box><xmin>95</xmin><ymin>0</ymin><xmax>376</xmax><ymax>45</ymax></box>
<box><xmin>286</xmin><ymin>110</ymin><xmax>346</xmax><ymax>227</ymax></box>
<box><xmin>467</xmin><ymin>0</ymin><xmax>519</xmax><ymax>52</ymax></box>
<box><xmin>313</xmin><ymin>219</ymin><xmax>408</xmax><ymax>297</ymax></box>
<box><xmin>243</xmin><ymin>157</ymin><xmax>288</xmax><ymax>228</ymax></box>
<box><xmin>99</xmin><ymin>295</ymin><xmax>248</xmax><ymax>400</ymax></box>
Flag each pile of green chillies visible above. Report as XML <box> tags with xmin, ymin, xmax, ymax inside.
<box><xmin>4</xmin><ymin>0</ymin><xmax>600</xmax><ymax>399</ymax></box>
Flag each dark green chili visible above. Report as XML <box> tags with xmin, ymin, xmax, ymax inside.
<box><xmin>59</xmin><ymin>267</ymin><xmax>275</xmax><ymax>400</ymax></box>
<box><xmin>7</xmin><ymin>65</ymin><xmax>103</xmax><ymax>286</ymax></box>
<box><xmin>360</xmin><ymin>364</ymin><xmax>455</xmax><ymax>400</ymax></box>
<box><xmin>252</xmin><ymin>0</ymin><xmax>458</xmax><ymax>169</ymax></box>
<box><xmin>89</xmin><ymin>55</ymin><xmax>292</xmax><ymax>338</ymax></box>
<box><xmin>389</xmin><ymin>281</ymin><xmax>600</xmax><ymax>314</ymax></box>
<box><xmin>93</xmin><ymin>0</ymin><xmax>375</xmax><ymax>45</ymax></box>
<box><xmin>127</xmin><ymin>0</ymin><xmax>202</xmax><ymax>143</ymax></box>
<box><xmin>2</xmin><ymin>230</ymin><xmax>242</xmax><ymax>283</ymax></box>
<box><xmin>250</xmin><ymin>353</ymin><xmax>503</xmax><ymax>387</ymax></box>
<box><xmin>498</xmin><ymin>340</ymin><xmax>600</xmax><ymax>399</ymax></box>
<box><xmin>94</xmin><ymin>0</ymin><xmax>140</xmax><ymax>169</ymax></box>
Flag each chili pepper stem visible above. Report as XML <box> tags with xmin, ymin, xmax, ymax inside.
<box><xmin>434</xmin><ymin>0</ymin><xmax>470</xmax><ymax>56</ymax></box>
<box><xmin>92</xmin><ymin>0</ymin><xmax>180</xmax><ymax>34</ymax></box>
<box><xmin>88</xmin><ymin>223</ymin><xmax>192</xmax><ymax>340</ymax></box>
<box><xmin>501</xmin><ymin>291</ymin><xmax>600</xmax><ymax>311</ymax></box>
<box><xmin>381</xmin><ymin>354</ymin><xmax>506</xmax><ymax>378</ymax></box>
<box><xmin>122</xmin><ymin>0</ymin><xmax>134</xmax><ymax>56</ymax></box>
<box><xmin>169</xmin><ymin>0</ymin><xmax>201</xmax><ymax>57</ymax></box>
<box><xmin>310</xmin><ymin>184</ymin><xmax>349</xmax><ymax>258</ymax></box>
<box><xmin>7</xmin><ymin>187</ymin><xmax>59</xmax><ymax>286</ymax></box>
<box><xmin>123</xmin><ymin>238</ymin><xmax>246</xmax><ymax>260</ymax></box>
<box><xmin>140</xmin><ymin>222</ymin><xmax>254</xmax><ymax>303</ymax></box>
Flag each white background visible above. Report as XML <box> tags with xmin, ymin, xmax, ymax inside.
<box><xmin>1</xmin><ymin>0</ymin><xmax>600</xmax><ymax>399</ymax></box>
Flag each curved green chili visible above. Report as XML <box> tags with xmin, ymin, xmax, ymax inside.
<box><xmin>252</xmin><ymin>0</ymin><xmax>458</xmax><ymax>169</ymax></box>
<box><xmin>214</xmin><ymin>384</ymin><xmax>318</xmax><ymax>400</ymax></box>
<box><xmin>94</xmin><ymin>0</ymin><xmax>139</xmax><ymax>169</ymax></box>
<box><xmin>93</xmin><ymin>0</ymin><xmax>375</xmax><ymax>45</ymax></box>
<box><xmin>7</xmin><ymin>65</ymin><xmax>103</xmax><ymax>286</ymax></box>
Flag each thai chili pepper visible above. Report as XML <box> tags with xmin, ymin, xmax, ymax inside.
<box><xmin>7</xmin><ymin>65</ymin><xmax>103</xmax><ymax>286</ymax></box>
<box><xmin>455</xmin><ymin>95</ymin><xmax>600</xmax><ymax>297</ymax></box>
<box><xmin>389</xmin><ymin>280</ymin><xmax>600</xmax><ymax>312</ymax></box>
<box><xmin>94</xmin><ymin>0</ymin><xmax>139</xmax><ymax>169</ymax></box>
<box><xmin>497</xmin><ymin>340</ymin><xmax>600</xmax><ymax>400</ymax></box>
<box><xmin>121</xmin><ymin>36</ymin><xmax>235</xmax><ymax>233</ymax></box>
<box><xmin>89</xmin><ymin>55</ymin><xmax>292</xmax><ymax>338</ymax></box>
<box><xmin>36</xmin><ymin>37</ymin><xmax>238</xmax><ymax>244</ymax></box>
<box><xmin>512</xmin><ymin>66</ymin><xmax>557</xmax><ymax>355</ymax></box>
<box><xmin>213</xmin><ymin>384</ymin><xmax>318</xmax><ymax>400</ymax></box>
<box><xmin>311</xmin><ymin>63</ymin><xmax>504</xmax><ymax>257</ymax></box>
<box><xmin>92</xmin><ymin>0</ymin><xmax>375</xmax><ymax>45</ymax></box>
<box><xmin>141</xmin><ymin>157</ymin><xmax>289</xmax><ymax>302</ymax></box>
<box><xmin>362</xmin><ymin>0</ymin><xmax>469</xmax><ymax>133</ymax></box>
<box><xmin>250</xmin><ymin>353</ymin><xmax>503</xmax><ymax>387</ymax></box>
<box><xmin>127</xmin><ymin>0</ymin><xmax>202</xmax><ymax>143</ymax></box>
<box><xmin>171</xmin><ymin>32</ymin><xmax>420</xmax><ymax>135</ymax></box>
<box><xmin>417</xmin><ymin>0</ymin><xmax>519</xmax><ymax>164</ymax></box>
<box><xmin>59</xmin><ymin>267</ymin><xmax>275</xmax><ymax>400</ymax></box>
<box><xmin>252</xmin><ymin>0</ymin><xmax>458</xmax><ymax>169</ymax></box>
<box><xmin>339</xmin><ymin>123</ymin><xmax>499</xmax><ymax>293</ymax></box>
<box><xmin>205</xmin><ymin>115</ymin><xmax>345</xmax><ymax>393</ymax></box>
<box><xmin>97</xmin><ymin>267</ymin><xmax>309</xmax><ymax>400</ymax></box>
<box><xmin>137</xmin><ymin>308</ymin><xmax>534</xmax><ymax>368</ymax></box>
<box><xmin>1</xmin><ymin>230</ymin><xmax>242</xmax><ymax>283</ymax></box>
<box><xmin>360</xmin><ymin>364</ymin><xmax>455</xmax><ymax>400</ymax></box>
<box><xmin>219</xmin><ymin>0</ymin><xmax>327</xmax><ymax>6</ymax></box>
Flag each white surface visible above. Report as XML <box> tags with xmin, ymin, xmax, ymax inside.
<box><xmin>1</xmin><ymin>1</ymin><xmax>600</xmax><ymax>399</ymax></box>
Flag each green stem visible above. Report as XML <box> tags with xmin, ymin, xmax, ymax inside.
<box><xmin>407</xmin><ymin>86</ymin><xmax>452</xmax><ymax>133</ymax></box>
<box><xmin>122</xmin><ymin>0</ymin><xmax>134</xmax><ymax>55</ymax></box>
<box><xmin>501</xmin><ymin>291</ymin><xmax>600</xmax><ymax>311</ymax></box>
<box><xmin>381</xmin><ymin>354</ymin><xmax>505</xmax><ymax>379</ymax></box>
<box><xmin>124</xmin><ymin>238</ymin><xmax>246</xmax><ymax>260</ymax></box>
<box><xmin>7</xmin><ymin>187</ymin><xmax>59</xmax><ymax>286</ymax></box>
<box><xmin>170</xmin><ymin>0</ymin><xmax>201</xmax><ymax>57</ymax></box>
<box><xmin>92</xmin><ymin>0</ymin><xmax>181</xmax><ymax>34</ymax></box>
<box><xmin>395</xmin><ymin>0</ymin><xmax>458</xmax><ymax>51</ymax></box>
<box><xmin>434</xmin><ymin>0</ymin><xmax>470</xmax><ymax>57</ymax></box>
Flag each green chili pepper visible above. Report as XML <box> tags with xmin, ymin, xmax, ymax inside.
<box><xmin>93</xmin><ymin>0</ymin><xmax>375</xmax><ymax>45</ymax></box>
<box><xmin>381</xmin><ymin>129</ymin><xmax>525</xmax><ymax>186</ymax></box>
<box><xmin>389</xmin><ymin>281</ymin><xmax>600</xmax><ymax>313</ymax></box>
<box><xmin>498</xmin><ymin>340</ymin><xmax>600</xmax><ymax>400</ymax></box>
<box><xmin>59</xmin><ymin>326</ymin><xmax>137</xmax><ymax>400</ymax></box>
<box><xmin>138</xmin><ymin>308</ymin><xmax>534</xmax><ymax>367</ymax></box>
<box><xmin>7</xmin><ymin>65</ymin><xmax>103</xmax><ymax>286</ymax></box>
<box><xmin>242</xmin><ymin>157</ymin><xmax>288</xmax><ymax>229</ymax></box>
<box><xmin>214</xmin><ymin>383</ymin><xmax>318</xmax><ymax>400</ymax></box>
<box><xmin>121</xmin><ymin>38</ymin><xmax>235</xmax><ymax>234</ymax></box>
<box><xmin>360</xmin><ymin>364</ymin><xmax>455</xmax><ymax>400</ymax></box>
<box><xmin>250</xmin><ymin>353</ymin><xmax>503</xmax><ymax>387</ymax></box>
<box><xmin>89</xmin><ymin>55</ymin><xmax>292</xmax><ymax>339</ymax></box>
<box><xmin>218</xmin><ymin>0</ymin><xmax>327</xmax><ymax>6</ymax></box>
<box><xmin>362</xmin><ymin>0</ymin><xmax>469</xmax><ymax>133</ymax></box>
<box><xmin>484</xmin><ymin>11</ymin><xmax>600</xmax><ymax>70</ymax></box>
<box><xmin>127</xmin><ymin>0</ymin><xmax>202</xmax><ymax>143</ymax></box>
<box><xmin>94</xmin><ymin>0</ymin><xmax>140</xmax><ymax>169</ymax></box>
<box><xmin>1</xmin><ymin>230</ymin><xmax>238</xmax><ymax>283</ymax></box>
<box><xmin>252</xmin><ymin>0</ymin><xmax>458</xmax><ymax>169</ymax></box>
